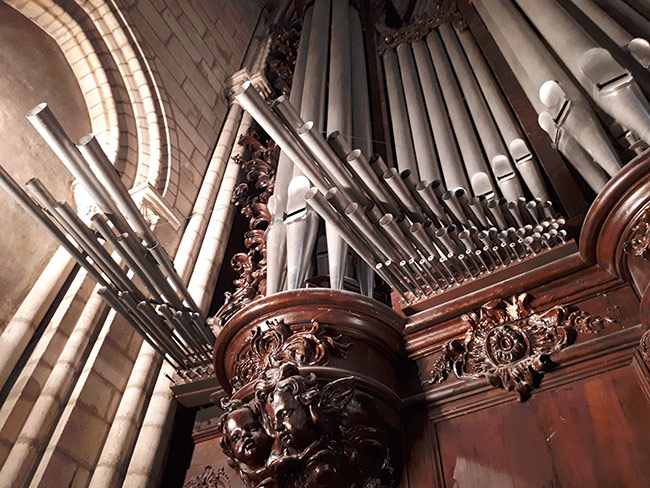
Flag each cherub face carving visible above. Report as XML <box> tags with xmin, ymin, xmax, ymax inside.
<box><xmin>223</xmin><ymin>407</ymin><xmax>272</xmax><ymax>468</ymax></box>
<box><xmin>266</xmin><ymin>390</ymin><xmax>316</xmax><ymax>450</ymax></box>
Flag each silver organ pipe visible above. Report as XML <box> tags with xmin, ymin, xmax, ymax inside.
<box><xmin>425</xmin><ymin>29</ymin><xmax>497</xmax><ymax>199</ymax></box>
<box><xmin>439</xmin><ymin>23</ymin><xmax>524</xmax><ymax>201</ymax></box>
<box><xmin>395</xmin><ymin>43</ymin><xmax>441</xmax><ymax>183</ymax></box>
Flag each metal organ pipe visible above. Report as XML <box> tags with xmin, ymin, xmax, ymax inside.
<box><xmin>411</xmin><ymin>39</ymin><xmax>469</xmax><ymax>192</ymax></box>
<box><xmin>349</xmin><ymin>5</ymin><xmax>373</xmax><ymax>157</ymax></box>
<box><xmin>515</xmin><ymin>0</ymin><xmax>650</xmax><ymax>147</ymax></box>
<box><xmin>454</xmin><ymin>26</ymin><xmax>551</xmax><ymax>201</ymax></box>
<box><xmin>265</xmin><ymin>5</ymin><xmax>312</xmax><ymax>295</ymax></box>
<box><xmin>439</xmin><ymin>24</ymin><xmax>523</xmax><ymax>201</ymax></box>
<box><xmin>425</xmin><ymin>29</ymin><xmax>497</xmax><ymax>200</ymax></box>
<box><xmin>472</xmin><ymin>0</ymin><xmax>622</xmax><ymax>184</ymax></box>
<box><xmin>382</xmin><ymin>48</ymin><xmax>418</xmax><ymax>175</ymax></box>
<box><xmin>395</xmin><ymin>43</ymin><xmax>441</xmax><ymax>183</ymax></box>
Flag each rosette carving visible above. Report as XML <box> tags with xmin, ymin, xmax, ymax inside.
<box><xmin>231</xmin><ymin>320</ymin><xmax>350</xmax><ymax>391</ymax></box>
<box><xmin>427</xmin><ymin>294</ymin><xmax>614</xmax><ymax>400</ymax></box>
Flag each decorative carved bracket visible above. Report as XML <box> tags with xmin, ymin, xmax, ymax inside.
<box><xmin>217</xmin><ymin>363</ymin><xmax>395</xmax><ymax>488</ymax></box>
<box><xmin>231</xmin><ymin>319</ymin><xmax>350</xmax><ymax>391</ymax></box>
<box><xmin>427</xmin><ymin>293</ymin><xmax>614</xmax><ymax>400</ymax></box>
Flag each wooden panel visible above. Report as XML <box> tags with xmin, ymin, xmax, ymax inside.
<box><xmin>431</xmin><ymin>365</ymin><xmax>650</xmax><ymax>488</ymax></box>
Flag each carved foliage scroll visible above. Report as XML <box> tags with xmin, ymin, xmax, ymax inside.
<box><xmin>428</xmin><ymin>294</ymin><xmax>613</xmax><ymax>400</ymax></box>
<box><xmin>231</xmin><ymin>319</ymin><xmax>350</xmax><ymax>391</ymax></box>
<box><xmin>183</xmin><ymin>465</ymin><xmax>232</xmax><ymax>488</ymax></box>
<box><xmin>623</xmin><ymin>211</ymin><xmax>650</xmax><ymax>261</ymax></box>
<box><xmin>378</xmin><ymin>0</ymin><xmax>463</xmax><ymax>52</ymax></box>
<box><xmin>218</xmin><ymin>363</ymin><xmax>394</xmax><ymax>488</ymax></box>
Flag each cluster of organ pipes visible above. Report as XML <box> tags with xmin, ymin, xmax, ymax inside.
<box><xmin>235</xmin><ymin>82</ymin><xmax>569</xmax><ymax>304</ymax></box>
<box><xmin>472</xmin><ymin>0</ymin><xmax>650</xmax><ymax>193</ymax></box>
<box><xmin>0</xmin><ymin>104</ymin><xmax>214</xmax><ymax>370</ymax></box>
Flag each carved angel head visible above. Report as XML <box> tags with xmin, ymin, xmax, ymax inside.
<box><xmin>218</xmin><ymin>399</ymin><xmax>272</xmax><ymax>469</ymax></box>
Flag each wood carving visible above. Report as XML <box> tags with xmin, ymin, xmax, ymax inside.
<box><xmin>378</xmin><ymin>0</ymin><xmax>463</xmax><ymax>52</ymax></box>
<box><xmin>183</xmin><ymin>465</ymin><xmax>231</xmax><ymax>488</ymax></box>
<box><xmin>211</xmin><ymin>129</ymin><xmax>279</xmax><ymax>330</ymax></box>
<box><xmin>218</xmin><ymin>363</ymin><xmax>395</xmax><ymax>488</ymax></box>
<box><xmin>641</xmin><ymin>330</ymin><xmax>650</xmax><ymax>363</ymax></box>
<box><xmin>231</xmin><ymin>319</ymin><xmax>350</xmax><ymax>391</ymax></box>
<box><xmin>211</xmin><ymin>18</ymin><xmax>301</xmax><ymax>332</ymax></box>
<box><xmin>427</xmin><ymin>293</ymin><xmax>613</xmax><ymax>400</ymax></box>
<box><xmin>623</xmin><ymin>211</ymin><xmax>650</xmax><ymax>261</ymax></box>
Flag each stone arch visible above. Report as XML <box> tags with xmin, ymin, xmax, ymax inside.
<box><xmin>5</xmin><ymin>0</ymin><xmax>180</xmax><ymax>201</ymax></box>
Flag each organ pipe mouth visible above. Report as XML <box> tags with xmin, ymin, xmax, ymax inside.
<box><xmin>379</xmin><ymin>214</ymin><xmax>394</xmax><ymax>226</ymax></box>
<box><xmin>26</xmin><ymin>102</ymin><xmax>48</xmax><ymax>117</ymax></box>
<box><xmin>298</xmin><ymin>120</ymin><xmax>314</xmax><ymax>134</ymax></box>
<box><xmin>346</xmin><ymin>149</ymin><xmax>362</xmax><ymax>161</ymax></box>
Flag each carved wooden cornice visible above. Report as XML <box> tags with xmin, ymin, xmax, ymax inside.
<box><xmin>426</xmin><ymin>293</ymin><xmax>613</xmax><ymax>400</ymax></box>
<box><xmin>377</xmin><ymin>0</ymin><xmax>463</xmax><ymax>53</ymax></box>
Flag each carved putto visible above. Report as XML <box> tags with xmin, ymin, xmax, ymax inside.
<box><xmin>428</xmin><ymin>293</ymin><xmax>613</xmax><ymax>400</ymax></box>
<box><xmin>218</xmin><ymin>363</ymin><xmax>394</xmax><ymax>488</ymax></box>
<box><xmin>231</xmin><ymin>319</ymin><xmax>350</xmax><ymax>391</ymax></box>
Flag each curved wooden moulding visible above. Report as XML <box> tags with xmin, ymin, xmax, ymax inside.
<box><xmin>581</xmin><ymin>150</ymin><xmax>650</xmax><ymax>329</ymax></box>
<box><xmin>213</xmin><ymin>289</ymin><xmax>405</xmax><ymax>488</ymax></box>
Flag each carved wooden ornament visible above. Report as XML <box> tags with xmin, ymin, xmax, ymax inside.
<box><xmin>217</xmin><ymin>363</ymin><xmax>394</xmax><ymax>488</ymax></box>
<box><xmin>428</xmin><ymin>293</ymin><xmax>612</xmax><ymax>400</ymax></box>
<box><xmin>231</xmin><ymin>319</ymin><xmax>350</xmax><ymax>391</ymax></box>
<box><xmin>183</xmin><ymin>465</ymin><xmax>231</xmax><ymax>488</ymax></box>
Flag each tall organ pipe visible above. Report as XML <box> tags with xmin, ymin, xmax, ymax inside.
<box><xmin>395</xmin><ymin>43</ymin><xmax>441</xmax><ymax>183</ymax></box>
<box><xmin>349</xmin><ymin>5</ymin><xmax>373</xmax><ymax>157</ymax></box>
<box><xmin>515</xmin><ymin>0</ymin><xmax>650</xmax><ymax>147</ymax></box>
<box><xmin>383</xmin><ymin>48</ymin><xmax>418</xmax><ymax>175</ymax></box>
<box><xmin>411</xmin><ymin>39</ymin><xmax>469</xmax><ymax>192</ymax></box>
<box><xmin>454</xmin><ymin>26</ymin><xmax>550</xmax><ymax>200</ymax></box>
<box><xmin>285</xmin><ymin>0</ymin><xmax>331</xmax><ymax>289</ymax></box>
<box><xmin>426</xmin><ymin>30</ymin><xmax>497</xmax><ymax>200</ymax></box>
<box><xmin>439</xmin><ymin>24</ymin><xmax>523</xmax><ymax>201</ymax></box>
<box><xmin>473</xmin><ymin>0</ymin><xmax>622</xmax><ymax>179</ymax></box>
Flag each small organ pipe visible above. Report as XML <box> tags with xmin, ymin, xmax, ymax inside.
<box><xmin>382</xmin><ymin>48</ymin><xmax>418</xmax><ymax>175</ymax></box>
<box><xmin>411</xmin><ymin>39</ymin><xmax>469</xmax><ymax>192</ymax></box>
<box><xmin>426</xmin><ymin>30</ymin><xmax>496</xmax><ymax>199</ymax></box>
<box><xmin>395</xmin><ymin>43</ymin><xmax>441</xmax><ymax>183</ymax></box>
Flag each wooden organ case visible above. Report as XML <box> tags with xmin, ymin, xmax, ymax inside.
<box><xmin>174</xmin><ymin>1</ymin><xmax>650</xmax><ymax>487</ymax></box>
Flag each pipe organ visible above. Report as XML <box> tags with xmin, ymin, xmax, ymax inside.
<box><xmin>2</xmin><ymin>0</ymin><xmax>650</xmax><ymax>486</ymax></box>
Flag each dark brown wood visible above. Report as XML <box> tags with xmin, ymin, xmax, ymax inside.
<box><xmin>459</xmin><ymin>0</ymin><xmax>590</xmax><ymax>218</ymax></box>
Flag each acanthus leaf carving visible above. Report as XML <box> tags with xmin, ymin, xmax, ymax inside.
<box><xmin>231</xmin><ymin>320</ymin><xmax>350</xmax><ymax>391</ymax></box>
<box><xmin>426</xmin><ymin>293</ymin><xmax>614</xmax><ymax>400</ymax></box>
<box><xmin>218</xmin><ymin>363</ymin><xmax>395</xmax><ymax>488</ymax></box>
<box><xmin>183</xmin><ymin>465</ymin><xmax>232</xmax><ymax>488</ymax></box>
<box><xmin>623</xmin><ymin>211</ymin><xmax>650</xmax><ymax>261</ymax></box>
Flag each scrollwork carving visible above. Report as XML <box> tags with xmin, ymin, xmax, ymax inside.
<box><xmin>624</xmin><ymin>211</ymin><xmax>650</xmax><ymax>261</ymax></box>
<box><xmin>218</xmin><ymin>363</ymin><xmax>395</xmax><ymax>488</ymax></box>
<box><xmin>426</xmin><ymin>294</ymin><xmax>613</xmax><ymax>400</ymax></box>
<box><xmin>231</xmin><ymin>320</ymin><xmax>350</xmax><ymax>391</ymax></box>
<box><xmin>640</xmin><ymin>329</ymin><xmax>650</xmax><ymax>363</ymax></box>
<box><xmin>183</xmin><ymin>465</ymin><xmax>231</xmax><ymax>488</ymax></box>
<box><xmin>378</xmin><ymin>0</ymin><xmax>463</xmax><ymax>53</ymax></box>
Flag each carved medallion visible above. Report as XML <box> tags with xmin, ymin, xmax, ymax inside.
<box><xmin>427</xmin><ymin>294</ymin><xmax>613</xmax><ymax>400</ymax></box>
<box><xmin>218</xmin><ymin>363</ymin><xmax>395</xmax><ymax>488</ymax></box>
<box><xmin>231</xmin><ymin>320</ymin><xmax>350</xmax><ymax>391</ymax></box>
